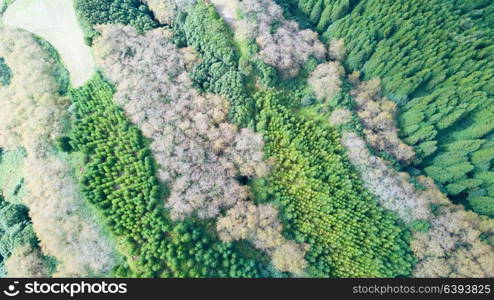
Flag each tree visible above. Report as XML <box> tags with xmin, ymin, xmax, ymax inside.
<box><xmin>351</xmin><ymin>78</ymin><xmax>415</xmax><ymax>162</ymax></box>
<box><xmin>308</xmin><ymin>61</ymin><xmax>344</xmax><ymax>103</ymax></box>
<box><xmin>93</xmin><ymin>25</ymin><xmax>269</xmax><ymax>221</ymax></box>
<box><xmin>319</xmin><ymin>0</ymin><xmax>494</xmax><ymax>208</ymax></box>
<box><xmin>5</xmin><ymin>245</ymin><xmax>50</xmax><ymax>277</ymax></box>
<box><xmin>329</xmin><ymin>108</ymin><xmax>353</xmax><ymax>126</ymax></box>
<box><xmin>341</xmin><ymin>132</ymin><xmax>494</xmax><ymax>277</ymax></box>
<box><xmin>0</xmin><ymin>28</ymin><xmax>117</xmax><ymax>277</ymax></box>
<box><xmin>469</xmin><ymin>196</ymin><xmax>494</xmax><ymax>217</ymax></box>
<box><xmin>74</xmin><ymin>0</ymin><xmax>158</xmax><ymax>43</ymax></box>
<box><xmin>341</xmin><ymin>132</ymin><xmax>430</xmax><ymax>223</ymax></box>
<box><xmin>236</xmin><ymin>0</ymin><xmax>326</xmax><ymax>78</ymax></box>
<box><xmin>256</xmin><ymin>89</ymin><xmax>414</xmax><ymax>277</ymax></box>
<box><xmin>0</xmin><ymin>203</ymin><xmax>29</xmax><ymax>228</ymax></box>
<box><xmin>69</xmin><ymin>73</ymin><xmax>274</xmax><ymax>278</ymax></box>
<box><xmin>176</xmin><ymin>1</ymin><xmax>255</xmax><ymax>125</ymax></box>
<box><xmin>328</xmin><ymin>38</ymin><xmax>345</xmax><ymax>62</ymax></box>
<box><xmin>217</xmin><ymin>201</ymin><xmax>308</xmax><ymax>275</ymax></box>
<box><xmin>139</xmin><ymin>0</ymin><xmax>176</xmax><ymax>24</ymax></box>
<box><xmin>271</xmin><ymin>242</ymin><xmax>307</xmax><ymax>276</ymax></box>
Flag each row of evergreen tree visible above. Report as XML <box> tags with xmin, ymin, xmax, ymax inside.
<box><xmin>68</xmin><ymin>73</ymin><xmax>277</xmax><ymax>277</ymax></box>
<box><xmin>282</xmin><ymin>0</ymin><xmax>494</xmax><ymax>217</ymax></box>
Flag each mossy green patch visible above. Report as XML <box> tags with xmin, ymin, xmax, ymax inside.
<box><xmin>0</xmin><ymin>148</ymin><xmax>26</xmax><ymax>204</ymax></box>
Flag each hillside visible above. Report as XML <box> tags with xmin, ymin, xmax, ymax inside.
<box><xmin>0</xmin><ymin>0</ymin><xmax>493</xmax><ymax>278</ymax></box>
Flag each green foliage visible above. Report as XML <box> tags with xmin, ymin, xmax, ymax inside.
<box><xmin>0</xmin><ymin>148</ymin><xmax>26</xmax><ymax>204</ymax></box>
<box><xmin>56</xmin><ymin>137</ymin><xmax>74</xmax><ymax>153</ymax></box>
<box><xmin>0</xmin><ymin>195</ymin><xmax>40</xmax><ymax>275</ymax></box>
<box><xmin>0</xmin><ymin>202</ymin><xmax>29</xmax><ymax>228</ymax></box>
<box><xmin>173</xmin><ymin>1</ymin><xmax>255</xmax><ymax>127</ymax></box>
<box><xmin>255</xmin><ymin>90</ymin><xmax>414</xmax><ymax>277</ymax></box>
<box><xmin>69</xmin><ymin>74</ymin><xmax>274</xmax><ymax>278</ymax></box>
<box><xmin>0</xmin><ymin>57</ymin><xmax>11</xmax><ymax>86</ymax></box>
<box><xmin>273</xmin><ymin>57</ymin><xmax>319</xmax><ymax>108</ymax></box>
<box><xmin>276</xmin><ymin>0</ymin><xmax>360</xmax><ymax>32</ymax></box>
<box><xmin>0</xmin><ymin>223</ymin><xmax>37</xmax><ymax>259</ymax></box>
<box><xmin>469</xmin><ymin>196</ymin><xmax>494</xmax><ymax>217</ymax></box>
<box><xmin>409</xmin><ymin>220</ymin><xmax>431</xmax><ymax>233</ymax></box>
<box><xmin>289</xmin><ymin>0</ymin><xmax>494</xmax><ymax>217</ymax></box>
<box><xmin>74</xmin><ymin>0</ymin><xmax>158</xmax><ymax>44</ymax></box>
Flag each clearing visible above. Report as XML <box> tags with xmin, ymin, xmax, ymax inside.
<box><xmin>3</xmin><ymin>0</ymin><xmax>95</xmax><ymax>87</ymax></box>
<box><xmin>210</xmin><ymin>0</ymin><xmax>239</xmax><ymax>30</ymax></box>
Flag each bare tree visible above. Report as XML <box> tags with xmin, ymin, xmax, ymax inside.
<box><xmin>94</xmin><ymin>25</ymin><xmax>269</xmax><ymax>221</ymax></box>
<box><xmin>5</xmin><ymin>245</ymin><xmax>50</xmax><ymax>277</ymax></box>
<box><xmin>308</xmin><ymin>61</ymin><xmax>344</xmax><ymax>103</ymax></box>
<box><xmin>328</xmin><ymin>38</ymin><xmax>345</xmax><ymax>62</ymax></box>
<box><xmin>341</xmin><ymin>131</ymin><xmax>494</xmax><ymax>277</ymax></box>
<box><xmin>217</xmin><ymin>201</ymin><xmax>307</xmax><ymax>275</ymax></box>
<box><xmin>351</xmin><ymin>78</ymin><xmax>415</xmax><ymax>163</ymax></box>
<box><xmin>236</xmin><ymin>0</ymin><xmax>326</xmax><ymax>78</ymax></box>
<box><xmin>0</xmin><ymin>27</ymin><xmax>117</xmax><ymax>277</ymax></box>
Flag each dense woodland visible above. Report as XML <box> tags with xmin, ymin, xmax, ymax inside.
<box><xmin>0</xmin><ymin>0</ymin><xmax>493</xmax><ymax>278</ymax></box>
<box><xmin>280</xmin><ymin>0</ymin><xmax>494</xmax><ymax>217</ymax></box>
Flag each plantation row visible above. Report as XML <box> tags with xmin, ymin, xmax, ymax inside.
<box><xmin>279</xmin><ymin>0</ymin><xmax>494</xmax><ymax>217</ymax></box>
<box><xmin>255</xmin><ymin>90</ymin><xmax>414</xmax><ymax>277</ymax></box>
<box><xmin>74</xmin><ymin>0</ymin><xmax>158</xmax><ymax>44</ymax></box>
<box><xmin>276</xmin><ymin>0</ymin><xmax>361</xmax><ymax>32</ymax></box>
<box><xmin>164</xmin><ymin>0</ymin><xmax>415</xmax><ymax>277</ymax></box>
<box><xmin>172</xmin><ymin>2</ymin><xmax>256</xmax><ymax>127</ymax></box>
<box><xmin>68</xmin><ymin>74</ymin><xmax>275</xmax><ymax>277</ymax></box>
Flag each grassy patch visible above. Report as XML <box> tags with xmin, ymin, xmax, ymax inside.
<box><xmin>0</xmin><ymin>148</ymin><xmax>26</xmax><ymax>204</ymax></box>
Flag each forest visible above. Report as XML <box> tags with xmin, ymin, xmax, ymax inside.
<box><xmin>0</xmin><ymin>0</ymin><xmax>493</xmax><ymax>278</ymax></box>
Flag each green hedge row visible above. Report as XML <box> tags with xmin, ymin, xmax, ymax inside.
<box><xmin>69</xmin><ymin>73</ymin><xmax>276</xmax><ymax>277</ymax></box>
<box><xmin>280</xmin><ymin>0</ymin><xmax>494</xmax><ymax>217</ymax></box>
<box><xmin>255</xmin><ymin>90</ymin><xmax>414</xmax><ymax>277</ymax></box>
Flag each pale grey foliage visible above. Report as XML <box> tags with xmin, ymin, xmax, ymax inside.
<box><xmin>328</xmin><ymin>38</ymin><xmax>345</xmax><ymax>62</ymax></box>
<box><xmin>0</xmin><ymin>28</ymin><xmax>66</xmax><ymax>157</ymax></box>
<box><xmin>139</xmin><ymin>0</ymin><xmax>177</xmax><ymax>24</ymax></box>
<box><xmin>351</xmin><ymin>78</ymin><xmax>415</xmax><ymax>163</ymax></box>
<box><xmin>329</xmin><ymin>108</ymin><xmax>353</xmax><ymax>126</ymax></box>
<box><xmin>93</xmin><ymin>25</ymin><xmax>269</xmax><ymax>221</ymax></box>
<box><xmin>237</xmin><ymin>0</ymin><xmax>326</xmax><ymax>78</ymax></box>
<box><xmin>341</xmin><ymin>131</ymin><xmax>494</xmax><ymax>277</ymax></box>
<box><xmin>412</xmin><ymin>204</ymin><xmax>494</xmax><ymax>277</ymax></box>
<box><xmin>5</xmin><ymin>245</ymin><xmax>50</xmax><ymax>278</ymax></box>
<box><xmin>93</xmin><ymin>26</ymin><xmax>305</xmax><ymax>275</ymax></box>
<box><xmin>342</xmin><ymin>132</ymin><xmax>430</xmax><ymax>222</ymax></box>
<box><xmin>308</xmin><ymin>61</ymin><xmax>343</xmax><ymax>103</ymax></box>
<box><xmin>0</xmin><ymin>27</ymin><xmax>117</xmax><ymax>277</ymax></box>
<box><xmin>23</xmin><ymin>156</ymin><xmax>117</xmax><ymax>277</ymax></box>
<box><xmin>217</xmin><ymin>201</ymin><xmax>307</xmax><ymax>275</ymax></box>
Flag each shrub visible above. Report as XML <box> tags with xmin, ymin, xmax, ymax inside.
<box><xmin>236</xmin><ymin>0</ymin><xmax>326</xmax><ymax>78</ymax></box>
<box><xmin>256</xmin><ymin>89</ymin><xmax>414</xmax><ymax>277</ymax></box>
<box><xmin>74</xmin><ymin>0</ymin><xmax>158</xmax><ymax>43</ymax></box>
<box><xmin>69</xmin><ymin>73</ymin><xmax>275</xmax><ymax>277</ymax></box>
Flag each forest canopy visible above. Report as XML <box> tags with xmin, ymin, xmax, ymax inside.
<box><xmin>0</xmin><ymin>0</ymin><xmax>493</xmax><ymax>279</ymax></box>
